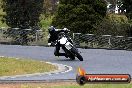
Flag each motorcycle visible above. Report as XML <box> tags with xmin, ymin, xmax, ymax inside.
<box><xmin>57</xmin><ymin>32</ymin><xmax>83</xmax><ymax>61</ymax></box>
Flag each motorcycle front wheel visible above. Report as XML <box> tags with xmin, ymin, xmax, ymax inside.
<box><xmin>69</xmin><ymin>54</ymin><xmax>75</xmax><ymax>60</ymax></box>
<box><xmin>71</xmin><ymin>47</ymin><xmax>83</xmax><ymax>61</ymax></box>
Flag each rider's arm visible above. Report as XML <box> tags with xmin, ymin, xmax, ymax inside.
<box><xmin>55</xmin><ymin>28</ymin><xmax>69</xmax><ymax>32</ymax></box>
<box><xmin>55</xmin><ymin>29</ymin><xmax>63</xmax><ymax>31</ymax></box>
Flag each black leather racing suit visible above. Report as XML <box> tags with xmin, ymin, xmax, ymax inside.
<box><xmin>48</xmin><ymin>29</ymin><xmax>67</xmax><ymax>57</ymax></box>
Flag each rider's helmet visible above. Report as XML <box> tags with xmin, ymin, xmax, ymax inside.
<box><xmin>48</xmin><ymin>26</ymin><xmax>55</xmax><ymax>33</ymax></box>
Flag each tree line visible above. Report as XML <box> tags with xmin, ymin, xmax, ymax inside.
<box><xmin>1</xmin><ymin>0</ymin><xmax>132</xmax><ymax>37</ymax></box>
<box><xmin>52</xmin><ymin>0</ymin><xmax>132</xmax><ymax>36</ymax></box>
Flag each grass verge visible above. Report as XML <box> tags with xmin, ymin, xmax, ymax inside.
<box><xmin>1</xmin><ymin>82</ymin><xmax>132</xmax><ymax>88</ymax></box>
<box><xmin>50</xmin><ymin>84</ymin><xmax>132</xmax><ymax>88</ymax></box>
<box><xmin>0</xmin><ymin>57</ymin><xmax>57</xmax><ymax>76</ymax></box>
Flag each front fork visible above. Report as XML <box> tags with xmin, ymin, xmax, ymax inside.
<box><xmin>62</xmin><ymin>46</ymin><xmax>73</xmax><ymax>56</ymax></box>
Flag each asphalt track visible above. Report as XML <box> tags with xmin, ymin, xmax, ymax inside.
<box><xmin>0</xmin><ymin>45</ymin><xmax>132</xmax><ymax>81</ymax></box>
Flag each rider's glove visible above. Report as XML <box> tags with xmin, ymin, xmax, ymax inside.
<box><xmin>48</xmin><ymin>43</ymin><xmax>51</xmax><ymax>46</ymax></box>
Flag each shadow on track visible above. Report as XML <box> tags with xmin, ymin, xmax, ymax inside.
<box><xmin>53</xmin><ymin>57</ymin><xmax>80</xmax><ymax>62</ymax></box>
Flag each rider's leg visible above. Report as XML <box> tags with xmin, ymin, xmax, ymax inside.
<box><xmin>54</xmin><ymin>44</ymin><xmax>68</xmax><ymax>58</ymax></box>
<box><xmin>54</xmin><ymin>44</ymin><xmax>60</xmax><ymax>56</ymax></box>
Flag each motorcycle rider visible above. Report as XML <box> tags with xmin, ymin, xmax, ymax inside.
<box><xmin>48</xmin><ymin>26</ymin><xmax>70</xmax><ymax>58</ymax></box>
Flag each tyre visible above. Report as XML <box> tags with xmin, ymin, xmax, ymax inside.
<box><xmin>62</xmin><ymin>46</ymin><xmax>75</xmax><ymax>60</ymax></box>
<box><xmin>76</xmin><ymin>51</ymin><xmax>83</xmax><ymax>61</ymax></box>
<box><xmin>71</xmin><ymin>47</ymin><xmax>83</xmax><ymax>61</ymax></box>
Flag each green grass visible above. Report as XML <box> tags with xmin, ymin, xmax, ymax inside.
<box><xmin>0</xmin><ymin>57</ymin><xmax>57</xmax><ymax>76</ymax></box>
<box><xmin>20</xmin><ymin>83</ymin><xmax>132</xmax><ymax>88</ymax></box>
<box><xmin>40</xmin><ymin>14</ymin><xmax>54</xmax><ymax>30</ymax></box>
<box><xmin>52</xmin><ymin>84</ymin><xmax>132</xmax><ymax>88</ymax></box>
<box><xmin>107</xmin><ymin>14</ymin><xmax>128</xmax><ymax>23</ymax></box>
<box><xmin>0</xmin><ymin>2</ymin><xmax>8</xmax><ymax>27</ymax></box>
